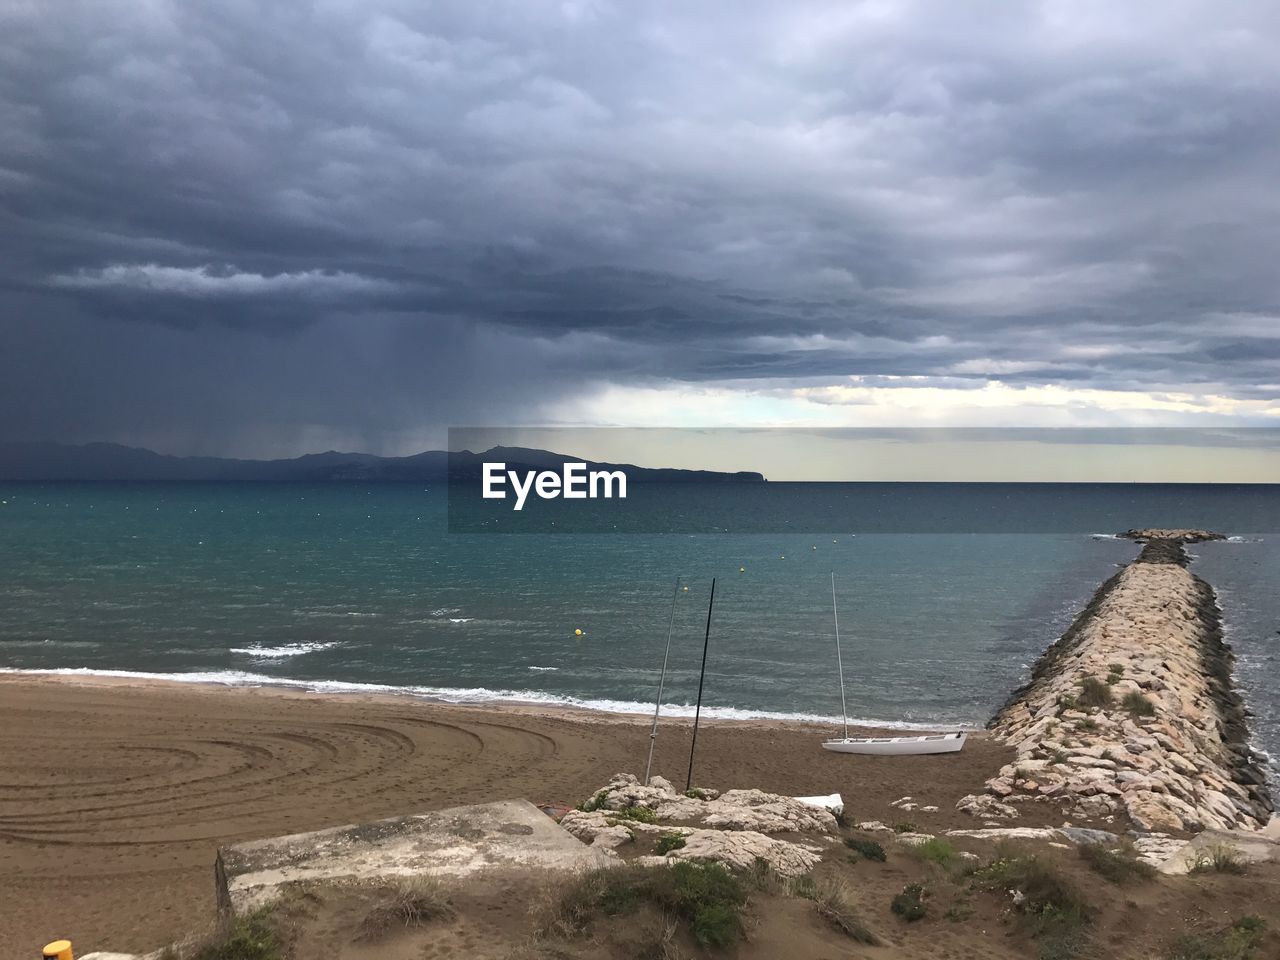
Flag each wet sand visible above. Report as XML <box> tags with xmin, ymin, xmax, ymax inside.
<box><xmin>0</xmin><ymin>674</ymin><xmax>1015</xmax><ymax>954</ymax></box>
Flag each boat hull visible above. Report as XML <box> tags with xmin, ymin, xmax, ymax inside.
<box><xmin>821</xmin><ymin>732</ymin><xmax>967</xmax><ymax>756</ymax></box>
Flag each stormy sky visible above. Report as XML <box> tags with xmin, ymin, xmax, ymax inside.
<box><xmin>4</xmin><ymin>1</ymin><xmax>1280</xmax><ymax>458</ymax></box>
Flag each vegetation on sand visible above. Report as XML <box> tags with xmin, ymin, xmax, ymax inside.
<box><xmin>970</xmin><ymin>850</ymin><xmax>1093</xmax><ymax>959</ymax></box>
<box><xmin>190</xmin><ymin>909</ymin><xmax>283</xmax><ymax>960</ymax></box>
<box><xmin>539</xmin><ymin>861</ymin><xmax>749</xmax><ymax>948</ymax></box>
<box><xmin>1167</xmin><ymin>916</ymin><xmax>1267</xmax><ymax>960</ymax></box>
<box><xmin>890</xmin><ymin>883</ymin><xmax>928</xmax><ymax>922</ymax></box>
<box><xmin>1077</xmin><ymin>843</ymin><xmax>1156</xmax><ymax>884</ymax></box>
<box><xmin>844</xmin><ymin>837</ymin><xmax>887</xmax><ymax>861</ymax></box>
<box><xmin>359</xmin><ymin>876</ymin><xmax>454</xmax><ymax>940</ymax></box>
<box><xmin>912</xmin><ymin>837</ymin><xmax>960</xmax><ymax>868</ymax></box>
<box><xmin>812</xmin><ymin>878</ymin><xmax>879</xmax><ymax>943</ymax></box>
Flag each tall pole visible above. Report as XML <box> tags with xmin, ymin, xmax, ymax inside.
<box><xmin>644</xmin><ymin>576</ymin><xmax>681</xmax><ymax>785</ymax></box>
<box><xmin>832</xmin><ymin>571</ymin><xmax>849</xmax><ymax>739</ymax></box>
<box><xmin>686</xmin><ymin>577</ymin><xmax>716</xmax><ymax>793</ymax></box>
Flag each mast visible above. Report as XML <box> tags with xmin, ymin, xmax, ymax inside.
<box><xmin>832</xmin><ymin>571</ymin><xmax>849</xmax><ymax>739</ymax></box>
<box><xmin>644</xmin><ymin>576</ymin><xmax>681</xmax><ymax>785</ymax></box>
<box><xmin>685</xmin><ymin>577</ymin><xmax>716</xmax><ymax>793</ymax></box>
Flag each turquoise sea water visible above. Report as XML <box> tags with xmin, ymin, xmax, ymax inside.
<box><xmin>1</xmin><ymin>483</ymin><xmax>1276</xmax><ymax>786</ymax></box>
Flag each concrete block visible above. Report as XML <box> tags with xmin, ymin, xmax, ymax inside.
<box><xmin>216</xmin><ymin>798</ymin><xmax>613</xmax><ymax>913</ymax></box>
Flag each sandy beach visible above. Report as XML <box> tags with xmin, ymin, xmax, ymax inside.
<box><xmin>0</xmin><ymin>673</ymin><xmax>1016</xmax><ymax>954</ymax></box>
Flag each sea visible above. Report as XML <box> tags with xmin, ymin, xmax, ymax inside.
<box><xmin>1</xmin><ymin>482</ymin><xmax>1277</xmax><ymax>789</ymax></box>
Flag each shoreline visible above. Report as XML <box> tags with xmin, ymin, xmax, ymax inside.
<box><xmin>0</xmin><ymin>667</ymin><xmax>979</xmax><ymax>735</ymax></box>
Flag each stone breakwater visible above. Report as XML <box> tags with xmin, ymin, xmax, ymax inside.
<box><xmin>969</xmin><ymin>530</ymin><xmax>1272</xmax><ymax>833</ymax></box>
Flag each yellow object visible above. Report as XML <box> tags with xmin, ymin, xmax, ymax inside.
<box><xmin>739</xmin><ymin>567</ymin><xmax>745</xmax><ymax>572</ymax></box>
<box><xmin>682</xmin><ymin>586</ymin><xmax>689</xmax><ymax>592</ymax></box>
<box><xmin>43</xmin><ymin>942</ymin><xmax>73</xmax><ymax>960</ymax></box>
<box><xmin>574</xmin><ymin>628</ymin><xmax>583</xmax><ymax>636</ymax></box>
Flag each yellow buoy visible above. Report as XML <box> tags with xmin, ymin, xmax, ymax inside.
<box><xmin>682</xmin><ymin>586</ymin><xmax>689</xmax><ymax>592</ymax></box>
<box><xmin>574</xmin><ymin>628</ymin><xmax>583</xmax><ymax>636</ymax></box>
<box><xmin>44</xmin><ymin>942</ymin><xmax>73</xmax><ymax>960</ymax></box>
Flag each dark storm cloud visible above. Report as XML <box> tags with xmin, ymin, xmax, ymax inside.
<box><xmin>3</xmin><ymin>0</ymin><xmax>1280</xmax><ymax>452</ymax></box>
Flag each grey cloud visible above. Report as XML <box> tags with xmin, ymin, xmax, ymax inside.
<box><xmin>3</xmin><ymin>0</ymin><xmax>1280</xmax><ymax>451</ymax></box>
<box><xmin>49</xmin><ymin>264</ymin><xmax>394</xmax><ymax>297</ymax></box>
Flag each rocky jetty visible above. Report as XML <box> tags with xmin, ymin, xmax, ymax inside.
<box><xmin>964</xmin><ymin>531</ymin><xmax>1271</xmax><ymax>833</ymax></box>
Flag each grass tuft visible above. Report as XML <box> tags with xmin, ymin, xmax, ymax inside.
<box><xmin>971</xmin><ymin>850</ymin><xmax>1093</xmax><ymax>959</ymax></box>
<box><xmin>1189</xmin><ymin>844</ymin><xmax>1248</xmax><ymax>876</ymax></box>
<box><xmin>655</xmin><ymin>831</ymin><xmax>687</xmax><ymax>855</ymax></box>
<box><xmin>611</xmin><ymin>804</ymin><xmax>659</xmax><ymax>824</ymax></box>
<box><xmin>890</xmin><ymin>882</ymin><xmax>928</xmax><ymax>922</ymax></box>
<box><xmin>1167</xmin><ymin>915</ymin><xmax>1267</xmax><ymax>960</ymax></box>
<box><xmin>788</xmin><ymin>874</ymin><xmax>818</xmax><ymax>900</ymax></box>
<box><xmin>912</xmin><ymin>837</ymin><xmax>959</xmax><ymax>868</ymax></box>
<box><xmin>893</xmin><ymin>821</ymin><xmax>920</xmax><ymax>834</ymax></box>
<box><xmin>538</xmin><ymin>861</ymin><xmax>748</xmax><ymax>948</ymax></box>
<box><xmin>191</xmin><ymin>909</ymin><xmax>283</xmax><ymax>960</ymax></box>
<box><xmin>1077</xmin><ymin>843</ymin><xmax>1156</xmax><ymax>884</ymax></box>
<box><xmin>844</xmin><ymin>837</ymin><xmax>887</xmax><ymax>862</ymax></box>
<box><xmin>1078</xmin><ymin>676</ymin><xmax>1113</xmax><ymax>709</ymax></box>
<box><xmin>813</xmin><ymin>878</ymin><xmax>879</xmax><ymax>944</ymax></box>
<box><xmin>1122</xmin><ymin>690</ymin><xmax>1157</xmax><ymax>717</ymax></box>
<box><xmin>744</xmin><ymin>856</ymin><xmax>786</xmax><ymax>894</ymax></box>
<box><xmin>633</xmin><ymin>916</ymin><xmax>684</xmax><ymax>960</ymax></box>
<box><xmin>944</xmin><ymin>901</ymin><xmax>975</xmax><ymax>922</ymax></box>
<box><xmin>578</xmin><ymin>789</ymin><xmax>610</xmax><ymax>812</ymax></box>
<box><xmin>689</xmin><ymin>902</ymin><xmax>739</xmax><ymax>948</ymax></box>
<box><xmin>359</xmin><ymin>876</ymin><xmax>454</xmax><ymax>941</ymax></box>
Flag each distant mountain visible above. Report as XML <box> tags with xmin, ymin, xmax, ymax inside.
<box><xmin>0</xmin><ymin>441</ymin><xmax>766</xmax><ymax>483</ymax></box>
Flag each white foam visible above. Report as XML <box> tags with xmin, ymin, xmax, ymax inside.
<box><xmin>229</xmin><ymin>642</ymin><xmax>337</xmax><ymax>659</ymax></box>
<box><xmin>447</xmin><ymin>618</ymin><xmax>474</xmax><ymax>623</ymax></box>
<box><xmin>0</xmin><ymin>666</ymin><xmax>968</xmax><ymax>730</ymax></box>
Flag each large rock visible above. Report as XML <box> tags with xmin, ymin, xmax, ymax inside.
<box><xmin>702</xmin><ymin>789</ymin><xmax>838</xmax><ymax>833</ymax></box>
<box><xmin>1156</xmin><ymin>828</ymin><xmax>1280</xmax><ymax>875</ymax></box>
<box><xmin>558</xmin><ymin>810</ymin><xmax>637</xmax><ymax>850</ymax></box>
<box><xmin>580</xmin><ymin>774</ymin><xmax>837</xmax><ymax>834</ymax></box>
<box><xmin>956</xmin><ymin>793</ymin><xmax>1019</xmax><ymax>820</ymax></box>
<box><xmin>669</xmin><ymin>828</ymin><xmax>820</xmax><ymax>878</ymax></box>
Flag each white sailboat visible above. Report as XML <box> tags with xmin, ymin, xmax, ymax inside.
<box><xmin>821</xmin><ymin>572</ymin><xmax>968</xmax><ymax>757</ymax></box>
